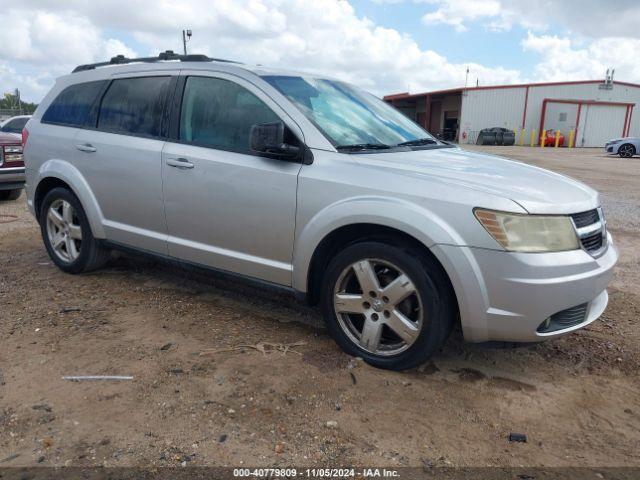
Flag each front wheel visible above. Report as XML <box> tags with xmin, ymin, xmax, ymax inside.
<box><xmin>39</xmin><ymin>187</ymin><xmax>110</xmax><ymax>273</ymax></box>
<box><xmin>320</xmin><ymin>241</ymin><xmax>455</xmax><ymax>370</ymax></box>
<box><xmin>618</xmin><ymin>143</ymin><xmax>636</xmax><ymax>158</ymax></box>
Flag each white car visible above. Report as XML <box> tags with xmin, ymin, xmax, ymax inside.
<box><xmin>605</xmin><ymin>137</ymin><xmax>640</xmax><ymax>158</ymax></box>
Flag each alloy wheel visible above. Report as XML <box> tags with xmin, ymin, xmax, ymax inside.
<box><xmin>46</xmin><ymin>199</ymin><xmax>83</xmax><ymax>263</ymax></box>
<box><xmin>619</xmin><ymin>144</ymin><xmax>634</xmax><ymax>158</ymax></box>
<box><xmin>333</xmin><ymin>258</ymin><xmax>423</xmax><ymax>356</ymax></box>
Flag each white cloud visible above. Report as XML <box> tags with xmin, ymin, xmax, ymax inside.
<box><xmin>522</xmin><ymin>32</ymin><xmax>640</xmax><ymax>83</ymax></box>
<box><xmin>0</xmin><ymin>0</ymin><xmax>523</xmax><ymax>102</ymax></box>
<box><xmin>421</xmin><ymin>0</ymin><xmax>504</xmax><ymax>32</ymax></box>
<box><xmin>3</xmin><ymin>0</ymin><xmax>639</xmax><ymax>104</ymax></box>
<box><xmin>420</xmin><ymin>0</ymin><xmax>640</xmax><ymax>37</ymax></box>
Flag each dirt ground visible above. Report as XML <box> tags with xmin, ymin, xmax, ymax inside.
<box><xmin>0</xmin><ymin>146</ymin><xmax>639</xmax><ymax>469</ymax></box>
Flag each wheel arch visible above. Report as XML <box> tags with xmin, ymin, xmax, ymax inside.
<box><xmin>302</xmin><ymin>223</ymin><xmax>458</xmax><ymax>310</ymax></box>
<box><xmin>33</xmin><ymin>160</ymin><xmax>105</xmax><ymax>238</ymax></box>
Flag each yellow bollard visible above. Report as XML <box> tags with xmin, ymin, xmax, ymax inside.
<box><xmin>554</xmin><ymin>130</ymin><xmax>561</xmax><ymax>148</ymax></box>
<box><xmin>568</xmin><ymin>130</ymin><xmax>575</xmax><ymax>148</ymax></box>
<box><xmin>530</xmin><ymin>129</ymin><xmax>536</xmax><ymax>147</ymax></box>
<box><xmin>519</xmin><ymin>129</ymin><xmax>526</xmax><ymax>146</ymax></box>
<box><xmin>540</xmin><ymin>130</ymin><xmax>546</xmax><ymax>147</ymax></box>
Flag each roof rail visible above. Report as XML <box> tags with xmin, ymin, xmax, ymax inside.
<box><xmin>72</xmin><ymin>50</ymin><xmax>241</xmax><ymax>73</ymax></box>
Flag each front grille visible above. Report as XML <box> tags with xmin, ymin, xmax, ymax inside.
<box><xmin>570</xmin><ymin>209</ymin><xmax>606</xmax><ymax>255</ymax></box>
<box><xmin>537</xmin><ymin>303</ymin><xmax>589</xmax><ymax>333</ymax></box>
<box><xmin>570</xmin><ymin>209</ymin><xmax>599</xmax><ymax>228</ymax></box>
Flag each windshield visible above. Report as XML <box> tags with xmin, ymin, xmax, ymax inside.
<box><xmin>262</xmin><ymin>75</ymin><xmax>436</xmax><ymax>149</ymax></box>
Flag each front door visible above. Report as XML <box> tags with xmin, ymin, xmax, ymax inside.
<box><xmin>161</xmin><ymin>73</ymin><xmax>303</xmax><ymax>286</ymax></box>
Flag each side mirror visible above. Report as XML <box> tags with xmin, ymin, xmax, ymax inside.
<box><xmin>250</xmin><ymin>122</ymin><xmax>300</xmax><ymax>159</ymax></box>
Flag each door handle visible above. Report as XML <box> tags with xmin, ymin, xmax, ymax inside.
<box><xmin>75</xmin><ymin>143</ymin><xmax>97</xmax><ymax>153</ymax></box>
<box><xmin>166</xmin><ymin>157</ymin><xmax>194</xmax><ymax>169</ymax></box>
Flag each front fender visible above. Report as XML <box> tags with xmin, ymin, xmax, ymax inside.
<box><xmin>34</xmin><ymin>159</ymin><xmax>105</xmax><ymax>238</ymax></box>
<box><xmin>291</xmin><ymin>195</ymin><xmax>465</xmax><ymax>292</ymax></box>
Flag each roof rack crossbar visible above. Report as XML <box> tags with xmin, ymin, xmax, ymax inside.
<box><xmin>72</xmin><ymin>50</ymin><xmax>240</xmax><ymax>73</ymax></box>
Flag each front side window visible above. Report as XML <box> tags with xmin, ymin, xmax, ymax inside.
<box><xmin>179</xmin><ymin>76</ymin><xmax>280</xmax><ymax>152</ymax></box>
<box><xmin>42</xmin><ymin>81</ymin><xmax>107</xmax><ymax>127</ymax></box>
<box><xmin>263</xmin><ymin>75</ymin><xmax>435</xmax><ymax>149</ymax></box>
<box><xmin>98</xmin><ymin>76</ymin><xmax>171</xmax><ymax>137</ymax></box>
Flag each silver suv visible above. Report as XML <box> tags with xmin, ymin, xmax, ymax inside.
<box><xmin>23</xmin><ymin>52</ymin><xmax>618</xmax><ymax>370</ymax></box>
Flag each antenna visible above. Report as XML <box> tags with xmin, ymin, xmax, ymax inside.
<box><xmin>182</xmin><ymin>29</ymin><xmax>193</xmax><ymax>55</ymax></box>
<box><xmin>599</xmin><ymin>68</ymin><xmax>614</xmax><ymax>90</ymax></box>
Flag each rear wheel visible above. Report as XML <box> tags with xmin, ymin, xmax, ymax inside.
<box><xmin>39</xmin><ymin>187</ymin><xmax>110</xmax><ymax>273</ymax></box>
<box><xmin>0</xmin><ymin>188</ymin><xmax>22</xmax><ymax>201</ymax></box>
<box><xmin>618</xmin><ymin>143</ymin><xmax>636</xmax><ymax>158</ymax></box>
<box><xmin>321</xmin><ymin>241</ymin><xmax>455</xmax><ymax>370</ymax></box>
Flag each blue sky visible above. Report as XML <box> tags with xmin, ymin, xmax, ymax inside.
<box><xmin>1</xmin><ymin>0</ymin><xmax>639</xmax><ymax>102</ymax></box>
<box><xmin>352</xmin><ymin>0</ymin><xmax>536</xmax><ymax>75</ymax></box>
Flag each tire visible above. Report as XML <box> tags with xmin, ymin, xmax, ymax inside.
<box><xmin>0</xmin><ymin>188</ymin><xmax>22</xmax><ymax>201</ymax></box>
<box><xmin>320</xmin><ymin>241</ymin><xmax>456</xmax><ymax>370</ymax></box>
<box><xmin>39</xmin><ymin>187</ymin><xmax>110</xmax><ymax>274</ymax></box>
<box><xmin>618</xmin><ymin>143</ymin><xmax>636</xmax><ymax>158</ymax></box>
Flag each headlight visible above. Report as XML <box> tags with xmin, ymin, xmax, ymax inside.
<box><xmin>474</xmin><ymin>209</ymin><xmax>580</xmax><ymax>252</ymax></box>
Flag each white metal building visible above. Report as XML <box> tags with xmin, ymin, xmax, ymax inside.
<box><xmin>384</xmin><ymin>79</ymin><xmax>640</xmax><ymax>147</ymax></box>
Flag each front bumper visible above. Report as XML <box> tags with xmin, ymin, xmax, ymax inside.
<box><xmin>433</xmin><ymin>233</ymin><xmax>618</xmax><ymax>343</ymax></box>
<box><xmin>0</xmin><ymin>166</ymin><xmax>25</xmax><ymax>190</ymax></box>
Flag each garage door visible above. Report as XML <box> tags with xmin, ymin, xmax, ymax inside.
<box><xmin>579</xmin><ymin>104</ymin><xmax>627</xmax><ymax>148</ymax></box>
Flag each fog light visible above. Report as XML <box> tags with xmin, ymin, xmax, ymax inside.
<box><xmin>541</xmin><ymin>317</ymin><xmax>551</xmax><ymax>331</ymax></box>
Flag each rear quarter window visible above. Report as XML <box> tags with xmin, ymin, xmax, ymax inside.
<box><xmin>97</xmin><ymin>76</ymin><xmax>171</xmax><ymax>138</ymax></box>
<box><xmin>42</xmin><ymin>80</ymin><xmax>108</xmax><ymax>127</ymax></box>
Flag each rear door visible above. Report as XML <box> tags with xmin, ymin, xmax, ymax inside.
<box><xmin>75</xmin><ymin>73</ymin><xmax>176</xmax><ymax>254</ymax></box>
<box><xmin>161</xmin><ymin>72</ymin><xmax>303</xmax><ymax>285</ymax></box>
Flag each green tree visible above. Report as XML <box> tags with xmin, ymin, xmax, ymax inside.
<box><xmin>1</xmin><ymin>93</ymin><xmax>38</xmax><ymax>114</ymax></box>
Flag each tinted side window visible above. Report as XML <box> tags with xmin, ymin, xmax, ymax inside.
<box><xmin>42</xmin><ymin>81</ymin><xmax>107</xmax><ymax>127</ymax></box>
<box><xmin>179</xmin><ymin>77</ymin><xmax>279</xmax><ymax>152</ymax></box>
<box><xmin>98</xmin><ymin>76</ymin><xmax>171</xmax><ymax>137</ymax></box>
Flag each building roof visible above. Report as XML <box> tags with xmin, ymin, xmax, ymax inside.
<box><xmin>384</xmin><ymin>79</ymin><xmax>640</xmax><ymax>101</ymax></box>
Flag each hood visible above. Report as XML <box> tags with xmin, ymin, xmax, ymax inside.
<box><xmin>355</xmin><ymin>147</ymin><xmax>599</xmax><ymax>214</ymax></box>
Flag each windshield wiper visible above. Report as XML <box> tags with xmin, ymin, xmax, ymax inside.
<box><xmin>395</xmin><ymin>138</ymin><xmax>438</xmax><ymax>147</ymax></box>
<box><xmin>336</xmin><ymin>143</ymin><xmax>391</xmax><ymax>151</ymax></box>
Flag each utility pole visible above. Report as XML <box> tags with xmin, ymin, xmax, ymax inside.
<box><xmin>182</xmin><ymin>29</ymin><xmax>192</xmax><ymax>55</ymax></box>
<box><xmin>464</xmin><ymin>67</ymin><xmax>469</xmax><ymax>88</ymax></box>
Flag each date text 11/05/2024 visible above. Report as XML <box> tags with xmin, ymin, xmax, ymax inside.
<box><xmin>233</xmin><ymin>468</ymin><xmax>400</xmax><ymax>477</ymax></box>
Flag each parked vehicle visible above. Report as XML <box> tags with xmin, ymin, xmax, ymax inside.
<box><xmin>476</xmin><ymin>127</ymin><xmax>515</xmax><ymax>146</ymax></box>
<box><xmin>604</xmin><ymin>137</ymin><xmax>639</xmax><ymax>158</ymax></box>
<box><xmin>0</xmin><ymin>132</ymin><xmax>25</xmax><ymax>200</ymax></box>
<box><xmin>0</xmin><ymin>115</ymin><xmax>31</xmax><ymax>136</ymax></box>
<box><xmin>24</xmin><ymin>52</ymin><xmax>617</xmax><ymax>370</ymax></box>
<box><xmin>543</xmin><ymin>129</ymin><xmax>565</xmax><ymax>147</ymax></box>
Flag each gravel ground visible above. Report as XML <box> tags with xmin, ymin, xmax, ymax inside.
<box><xmin>0</xmin><ymin>146</ymin><xmax>639</xmax><ymax>469</ymax></box>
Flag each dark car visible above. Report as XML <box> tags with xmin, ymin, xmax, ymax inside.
<box><xmin>0</xmin><ymin>132</ymin><xmax>25</xmax><ymax>200</ymax></box>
